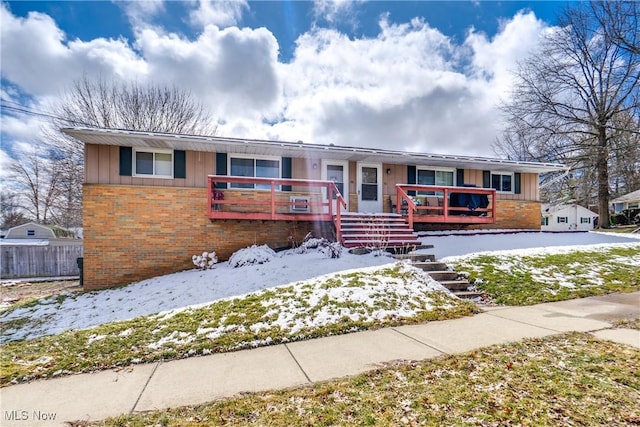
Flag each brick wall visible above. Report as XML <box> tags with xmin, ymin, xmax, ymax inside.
<box><xmin>414</xmin><ymin>200</ymin><xmax>542</xmax><ymax>231</ymax></box>
<box><xmin>487</xmin><ymin>199</ymin><xmax>542</xmax><ymax>229</ymax></box>
<box><xmin>83</xmin><ymin>184</ymin><xmax>326</xmax><ymax>290</ymax></box>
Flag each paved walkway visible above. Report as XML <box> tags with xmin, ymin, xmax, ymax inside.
<box><xmin>2</xmin><ymin>292</ymin><xmax>639</xmax><ymax>426</ymax></box>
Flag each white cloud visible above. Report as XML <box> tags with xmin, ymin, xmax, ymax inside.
<box><xmin>189</xmin><ymin>0</ymin><xmax>248</xmax><ymax>28</ymax></box>
<box><xmin>313</xmin><ymin>0</ymin><xmax>363</xmax><ymax>24</ymax></box>
<box><xmin>266</xmin><ymin>14</ymin><xmax>548</xmax><ymax>155</ymax></box>
<box><xmin>0</xmin><ymin>3</ymin><xmax>551</xmax><ymax>160</ymax></box>
<box><xmin>0</xmin><ymin>4</ymin><xmax>148</xmax><ymax>95</ymax></box>
<box><xmin>120</xmin><ymin>0</ymin><xmax>166</xmax><ymax>29</ymax></box>
<box><xmin>465</xmin><ymin>11</ymin><xmax>548</xmax><ymax>96</ymax></box>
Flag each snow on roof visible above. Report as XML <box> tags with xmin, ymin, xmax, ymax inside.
<box><xmin>541</xmin><ymin>203</ymin><xmax>598</xmax><ymax>216</ymax></box>
<box><xmin>611</xmin><ymin>189</ymin><xmax>640</xmax><ymax>204</ymax></box>
<box><xmin>61</xmin><ymin>127</ymin><xmax>567</xmax><ymax>174</ymax></box>
<box><xmin>0</xmin><ymin>239</ymin><xmax>50</xmax><ymax>246</ymax></box>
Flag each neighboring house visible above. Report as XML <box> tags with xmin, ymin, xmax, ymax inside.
<box><xmin>4</xmin><ymin>222</ymin><xmax>56</xmax><ymax>239</ymax></box>
<box><xmin>611</xmin><ymin>189</ymin><xmax>640</xmax><ymax>213</ymax></box>
<box><xmin>62</xmin><ymin>127</ymin><xmax>566</xmax><ymax>290</ymax></box>
<box><xmin>541</xmin><ymin>204</ymin><xmax>598</xmax><ymax>232</ymax></box>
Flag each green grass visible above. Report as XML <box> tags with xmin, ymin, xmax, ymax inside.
<box><xmin>95</xmin><ymin>333</ymin><xmax>640</xmax><ymax>426</ymax></box>
<box><xmin>453</xmin><ymin>245</ymin><xmax>640</xmax><ymax>305</ymax></box>
<box><xmin>0</xmin><ymin>263</ymin><xmax>477</xmax><ymax>386</ymax></box>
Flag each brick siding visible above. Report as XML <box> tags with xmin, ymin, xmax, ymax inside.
<box><xmin>83</xmin><ymin>184</ymin><xmax>327</xmax><ymax>290</ymax></box>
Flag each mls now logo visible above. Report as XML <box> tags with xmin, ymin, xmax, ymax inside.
<box><xmin>4</xmin><ymin>410</ymin><xmax>57</xmax><ymax>421</ymax></box>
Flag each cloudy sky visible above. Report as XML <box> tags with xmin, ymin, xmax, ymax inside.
<box><xmin>1</xmin><ymin>0</ymin><xmax>569</xmax><ymax>171</ymax></box>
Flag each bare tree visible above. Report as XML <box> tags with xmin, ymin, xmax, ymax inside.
<box><xmin>499</xmin><ymin>1</ymin><xmax>640</xmax><ymax>227</ymax></box>
<box><xmin>0</xmin><ymin>192</ymin><xmax>28</xmax><ymax>229</ymax></box>
<box><xmin>592</xmin><ymin>1</ymin><xmax>639</xmax><ymax>55</ymax></box>
<box><xmin>35</xmin><ymin>75</ymin><xmax>217</xmax><ymax>228</ymax></box>
<box><xmin>55</xmin><ymin>74</ymin><xmax>217</xmax><ymax>135</ymax></box>
<box><xmin>10</xmin><ymin>149</ymin><xmax>61</xmax><ymax>224</ymax></box>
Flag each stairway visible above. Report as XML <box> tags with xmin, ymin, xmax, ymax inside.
<box><xmin>339</xmin><ymin>213</ymin><xmax>422</xmax><ymax>249</ymax></box>
<box><xmin>391</xmin><ymin>252</ymin><xmax>484</xmax><ymax>300</ymax></box>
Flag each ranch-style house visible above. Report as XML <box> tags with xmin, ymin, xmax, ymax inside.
<box><xmin>63</xmin><ymin>127</ymin><xmax>566</xmax><ymax>290</ymax></box>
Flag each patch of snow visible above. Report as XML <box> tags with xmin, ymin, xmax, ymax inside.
<box><xmin>2</xmin><ymin>232</ymin><xmax>638</xmax><ymax>344</ymax></box>
<box><xmin>228</xmin><ymin>244</ymin><xmax>276</xmax><ymax>268</ymax></box>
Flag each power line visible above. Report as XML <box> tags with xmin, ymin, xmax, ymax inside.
<box><xmin>0</xmin><ymin>101</ymin><xmax>94</xmax><ymax>127</ymax></box>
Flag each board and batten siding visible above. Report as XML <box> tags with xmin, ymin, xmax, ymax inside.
<box><xmin>84</xmin><ymin>144</ymin><xmax>216</xmax><ymax>187</ymax></box>
<box><xmin>464</xmin><ymin>169</ymin><xmax>539</xmax><ymax>201</ymax></box>
<box><xmin>84</xmin><ymin>145</ymin><xmax>540</xmax><ymax>201</ymax></box>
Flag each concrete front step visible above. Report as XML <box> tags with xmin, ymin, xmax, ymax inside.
<box><xmin>425</xmin><ymin>271</ymin><xmax>459</xmax><ymax>281</ymax></box>
<box><xmin>411</xmin><ymin>261</ymin><xmax>448</xmax><ymax>271</ymax></box>
<box><xmin>452</xmin><ymin>290</ymin><xmax>485</xmax><ymax>299</ymax></box>
<box><xmin>391</xmin><ymin>253</ymin><xmax>435</xmax><ymax>262</ymax></box>
<box><xmin>438</xmin><ymin>280</ymin><xmax>472</xmax><ymax>291</ymax></box>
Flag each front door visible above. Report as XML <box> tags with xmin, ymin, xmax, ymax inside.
<box><xmin>357</xmin><ymin>163</ymin><xmax>382</xmax><ymax>213</ymax></box>
<box><xmin>321</xmin><ymin>160</ymin><xmax>348</xmax><ymax>214</ymax></box>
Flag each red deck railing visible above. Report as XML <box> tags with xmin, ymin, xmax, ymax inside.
<box><xmin>207</xmin><ymin>176</ymin><xmax>347</xmax><ymax>242</ymax></box>
<box><xmin>396</xmin><ymin>184</ymin><xmax>496</xmax><ymax>229</ymax></box>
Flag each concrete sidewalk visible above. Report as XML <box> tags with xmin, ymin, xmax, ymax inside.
<box><xmin>2</xmin><ymin>292</ymin><xmax>638</xmax><ymax>426</ymax></box>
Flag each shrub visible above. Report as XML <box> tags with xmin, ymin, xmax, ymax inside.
<box><xmin>192</xmin><ymin>251</ymin><xmax>218</xmax><ymax>270</ymax></box>
<box><xmin>228</xmin><ymin>245</ymin><xmax>276</xmax><ymax>268</ymax></box>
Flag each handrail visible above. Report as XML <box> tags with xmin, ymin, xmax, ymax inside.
<box><xmin>396</xmin><ymin>185</ymin><xmax>417</xmax><ymax>229</ymax></box>
<box><xmin>207</xmin><ymin>175</ymin><xmax>347</xmax><ymax>242</ymax></box>
<box><xmin>396</xmin><ymin>184</ymin><xmax>496</xmax><ymax>226</ymax></box>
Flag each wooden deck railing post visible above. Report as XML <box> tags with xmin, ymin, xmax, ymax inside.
<box><xmin>270</xmin><ymin>181</ymin><xmax>276</xmax><ymax>219</ymax></box>
<box><xmin>443</xmin><ymin>187</ymin><xmax>449</xmax><ymax>222</ymax></box>
<box><xmin>207</xmin><ymin>177</ymin><xmax>212</xmax><ymax>219</ymax></box>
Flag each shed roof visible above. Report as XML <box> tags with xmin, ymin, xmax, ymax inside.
<box><xmin>62</xmin><ymin>127</ymin><xmax>567</xmax><ymax>174</ymax></box>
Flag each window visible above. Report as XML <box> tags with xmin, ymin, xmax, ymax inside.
<box><xmin>27</xmin><ymin>229</ymin><xmax>35</xmax><ymax>236</ymax></box>
<box><xmin>557</xmin><ymin>216</ymin><xmax>568</xmax><ymax>223</ymax></box>
<box><xmin>134</xmin><ymin>149</ymin><xmax>173</xmax><ymax>178</ymax></box>
<box><xmin>580</xmin><ymin>217</ymin><xmax>591</xmax><ymax>224</ymax></box>
<box><xmin>229</xmin><ymin>155</ymin><xmax>281</xmax><ymax>189</ymax></box>
<box><xmin>417</xmin><ymin>168</ymin><xmax>454</xmax><ymax>196</ymax></box>
<box><xmin>541</xmin><ymin>217</ymin><xmax>549</xmax><ymax>226</ymax></box>
<box><xmin>327</xmin><ymin>165</ymin><xmax>345</xmax><ymax>199</ymax></box>
<box><xmin>491</xmin><ymin>172</ymin><xmax>512</xmax><ymax>192</ymax></box>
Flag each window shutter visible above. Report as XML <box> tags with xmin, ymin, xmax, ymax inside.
<box><xmin>514</xmin><ymin>172</ymin><xmax>521</xmax><ymax>194</ymax></box>
<box><xmin>119</xmin><ymin>147</ymin><xmax>132</xmax><ymax>176</ymax></box>
<box><xmin>215</xmin><ymin>152</ymin><xmax>228</xmax><ymax>189</ymax></box>
<box><xmin>482</xmin><ymin>170</ymin><xmax>491</xmax><ymax>188</ymax></box>
<box><xmin>173</xmin><ymin>150</ymin><xmax>186</xmax><ymax>179</ymax></box>
<box><xmin>282</xmin><ymin>157</ymin><xmax>292</xmax><ymax>191</ymax></box>
<box><xmin>407</xmin><ymin>165</ymin><xmax>416</xmax><ymax>196</ymax></box>
<box><xmin>456</xmin><ymin>169</ymin><xmax>464</xmax><ymax>186</ymax></box>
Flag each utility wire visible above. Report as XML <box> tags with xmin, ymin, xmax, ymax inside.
<box><xmin>0</xmin><ymin>101</ymin><xmax>96</xmax><ymax>127</ymax></box>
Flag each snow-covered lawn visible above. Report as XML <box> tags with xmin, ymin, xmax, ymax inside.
<box><xmin>0</xmin><ymin>248</ymin><xmax>396</xmax><ymax>343</ymax></box>
<box><xmin>1</xmin><ymin>231</ymin><xmax>638</xmax><ymax>344</ymax></box>
<box><xmin>1</xmin><ymin>231</ymin><xmax>638</xmax><ymax>385</ymax></box>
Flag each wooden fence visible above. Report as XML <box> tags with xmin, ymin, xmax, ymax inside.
<box><xmin>1</xmin><ymin>242</ymin><xmax>83</xmax><ymax>279</ymax></box>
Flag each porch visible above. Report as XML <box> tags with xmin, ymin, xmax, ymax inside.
<box><xmin>207</xmin><ymin>176</ymin><xmax>497</xmax><ymax>243</ymax></box>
